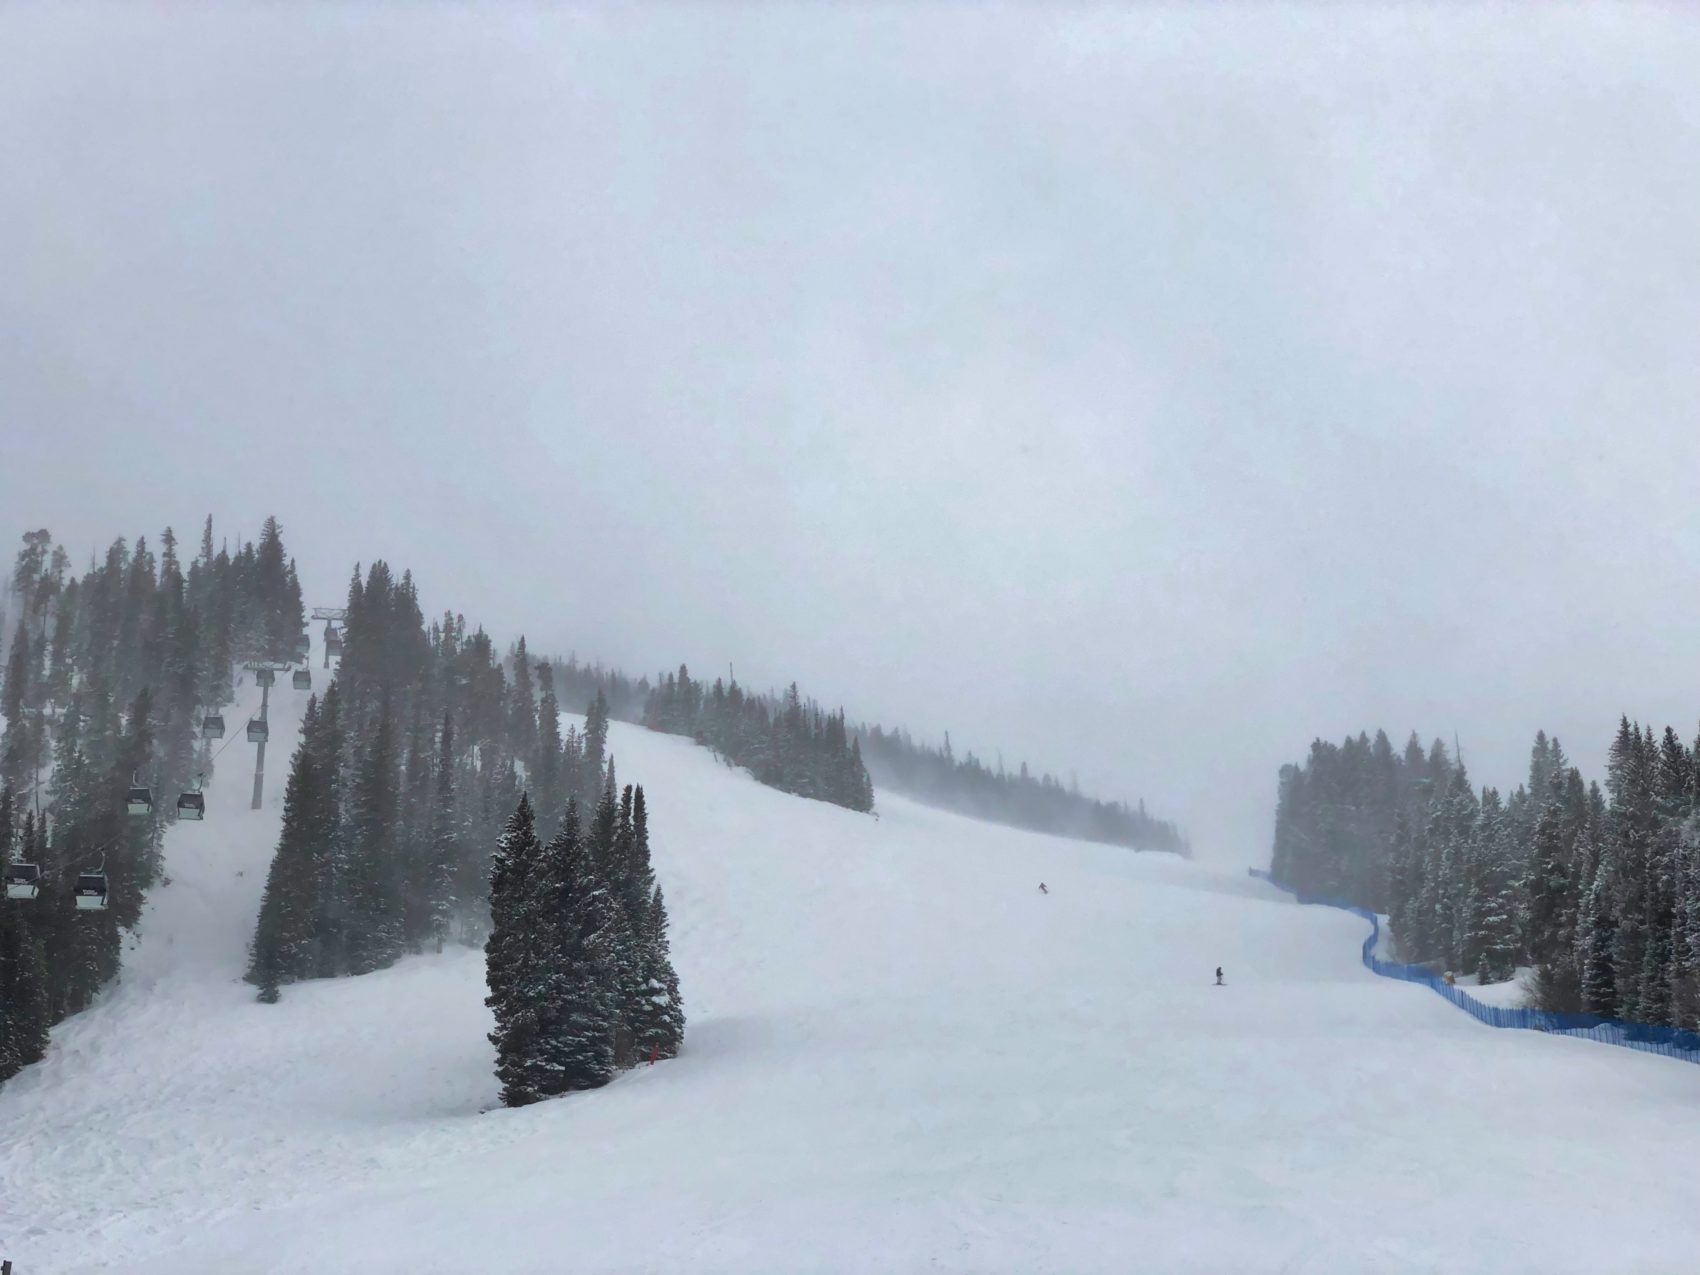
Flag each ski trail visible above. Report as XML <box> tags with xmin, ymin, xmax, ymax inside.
<box><xmin>0</xmin><ymin>671</ymin><xmax>313</xmax><ymax>1249</ymax></box>
<box><xmin>6</xmin><ymin>713</ymin><xmax>1700</xmax><ymax>1274</ymax></box>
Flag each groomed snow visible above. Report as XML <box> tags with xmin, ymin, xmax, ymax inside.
<box><xmin>4</xmin><ymin>705</ymin><xmax>1700</xmax><ymax>1273</ymax></box>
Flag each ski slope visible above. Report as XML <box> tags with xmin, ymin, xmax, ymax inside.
<box><xmin>4</xmin><ymin>710</ymin><xmax>1700</xmax><ymax>1274</ymax></box>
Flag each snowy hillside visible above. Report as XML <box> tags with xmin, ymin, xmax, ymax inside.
<box><xmin>4</xmin><ymin>710</ymin><xmax>1700</xmax><ymax>1274</ymax></box>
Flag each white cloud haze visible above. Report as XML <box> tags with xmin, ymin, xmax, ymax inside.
<box><xmin>3</xmin><ymin>3</ymin><xmax>1698</xmax><ymax>859</ymax></box>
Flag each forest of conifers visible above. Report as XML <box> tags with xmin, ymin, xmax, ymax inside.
<box><xmin>1</xmin><ymin>515</ymin><xmax>1183</xmax><ymax>1085</ymax></box>
<box><xmin>1272</xmin><ymin>723</ymin><xmax>1700</xmax><ymax>1027</ymax></box>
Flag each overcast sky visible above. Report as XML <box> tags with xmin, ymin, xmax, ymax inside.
<box><xmin>3</xmin><ymin>4</ymin><xmax>1698</xmax><ymax>860</ymax></box>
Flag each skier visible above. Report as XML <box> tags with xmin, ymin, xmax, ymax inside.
<box><xmin>1215</xmin><ymin>966</ymin><xmax>1224</xmax><ymax>986</ymax></box>
<box><xmin>1038</xmin><ymin>882</ymin><xmax>1048</xmax><ymax>894</ymax></box>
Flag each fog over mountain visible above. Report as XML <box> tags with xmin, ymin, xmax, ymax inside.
<box><xmin>4</xmin><ymin>4</ymin><xmax>1698</xmax><ymax>858</ymax></box>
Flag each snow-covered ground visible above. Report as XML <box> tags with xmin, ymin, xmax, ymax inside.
<box><xmin>1368</xmin><ymin>914</ymin><xmax>1531</xmax><ymax>1008</ymax></box>
<box><xmin>4</xmin><ymin>708</ymin><xmax>1700</xmax><ymax>1274</ymax></box>
<box><xmin>1458</xmin><ymin>967</ymin><xmax>1535</xmax><ymax>1008</ymax></box>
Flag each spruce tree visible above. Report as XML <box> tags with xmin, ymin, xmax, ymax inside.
<box><xmin>4</xmin><ymin>927</ymin><xmax>52</xmax><ymax>1073</ymax></box>
<box><xmin>633</xmin><ymin>883</ymin><xmax>685</xmax><ymax>1062</ymax></box>
<box><xmin>308</xmin><ymin>685</ymin><xmax>347</xmax><ymax>977</ymax></box>
<box><xmin>589</xmin><ymin>771</ymin><xmax>641</xmax><ymax>1067</ymax></box>
<box><xmin>1580</xmin><ymin>854</ymin><xmax>1618</xmax><ymax>1017</ymax></box>
<box><xmin>424</xmin><ymin>712</ymin><xmax>460</xmax><ymax>952</ymax></box>
<box><xmin>487</xmin><ymin>794</ymin><xmax>544</xmax><ymax>1107</ymax></box>
<box><xmin>1468</xmin><ymin>790</ymin><xmax>1520</xmax><ymax>983</ymax></box>
<box><xmin>583</xmin><ymin>689</ymin><xmax>610</xmax><ymax>796</ymax></box>
<box><xmin>1671</xmin><ymin>814</ymin><xmax>1700</xmax><ymax>1028</ymax></box>
<box><xmin>248</xmin><ymin>697</ymin><xmax>332</xmax><ymax>993</ymax></box>
<box><xmin>509</xmin><ymin>636</ymin><xmax>538</xmax><ymax>765</ymax></box>
<box><xmin>534</xmin><ymin>664</ymin><xmax>564</xmax><ymax>828</ymax></box>
<box><xmin>1524</xmin><ymin>773</ymin><xmax>1573</xmax><ymax>965</ymax></box>
<box><xmin>545</xmin><ymin>797</ymin><xmax>620</xmax><ymax>1090</ymax></box>
<box><xmin>342</xmin><ymin>704</ymin><xmax>404</xmax><ymax>975</ymax></box>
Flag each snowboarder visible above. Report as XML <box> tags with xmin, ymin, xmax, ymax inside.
<box><xmin>1215</xmin><ymin>967</ymin><xmax>1224</xmax><ymax>986</ymax></box>
<box><xmin>1038</xmin><ymin>882</ymin><xmax>1048</xmax><ymax>894</ymax></box>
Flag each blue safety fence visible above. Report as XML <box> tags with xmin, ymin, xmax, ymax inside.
<box><xmin>1249</xmin><ymin>868</ymin><xmax>1700</xmax><ymax>1066</ymax></box>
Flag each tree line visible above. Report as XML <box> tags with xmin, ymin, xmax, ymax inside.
<box><xmin>537</xmin><ymin>648</ymin><xmax>1187</xmax><ymax>852</ymax></box>
<box><xmin>644</xmin><ymin>666</ymin><xmax>875</xmax><ymax>813</ymax></box>
<box><xmin>1271</xmin><ymin>720</ymin><xmax>1700</xmax><ymax>1027</ymax></box>
<box><xmin>1</xmin><ymin>517</ymin><xmax>303</xmax><ymax>1081</ymax></box>
<box><xmin>856</xmin><ymin>724</ymin><xmax>1187</xmax><ymax>855</ymax></box>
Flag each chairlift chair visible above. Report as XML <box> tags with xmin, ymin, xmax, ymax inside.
<box><xmin>202</xmin><ymin>713</ymin><xmax>226</xmax><ymax>739</ymax></box>
<box><xmin>4</xmin><ymin>862</ymin><xmax>40</xmax><ymax>900</ymax></box>
<box><xmin>73</xmin><ymin>871</ymin><xmax>109</xmax><ymax>911</ymax></box>
<box><xmin>177</xmin><ymin>790</ymin><xmax>206</xmax><ymax>821</ymax></box>
<box><xmin>247</xmin><ymin>718</ymin><xmax>269</xmax><ymax>743</ymax></box>
<box><xmin>326</xmin><ymin>632</ymin><xmax>344</xmax><ymax>658</ymax></box>
<box><xmin>255</xmin><ymin>668</ymin><xmax>276</xmax><ymax>688</ymax></box>
<box><xmin>293</xmin><ymin>668</ymin><xmax>311</xmax><ymax>690</ymax></box>
<box><xmin>126</xmin><ymin>784</ymin><xmax>154</xmax><ymax>817</ymax></box>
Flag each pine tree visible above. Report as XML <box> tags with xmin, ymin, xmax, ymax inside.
<box><xmin>1580</xmin><ymin>853</ymin><xmax>1618</xmax><ymax>1017</ymax></box>
<box><xmin>424</xmin><ymin>712</ymin><xmax>460</xmax><ymax>952</ymax></box>
<box><xmin>1468</xmin><ymin>789</ymin><xmax>1520</xmax><ymax>982</ymax></box>
<box><xmin>533</xmin><ymin>663</ymin><xmax>564</xmax><ymax>828</ymax></box>
<box><xmin>621</xmin><ymin>786</ymin><xmax>656</xmax><ymax>938</ymax></box>
<box><xmin>1</xmin><ymin>924</ymin><xmax>52</xmax><ymax>1075</ymax></box>
<box><xmin>488</xmin><ymin>794</ymin><xmax>621</xmax><ymax>1104</ymax></box>
<box><xmin>509</xmin><ymin>637</ymin><xmax>538</xmax><ymax>765</ymax></box>
<box><xmin>583</xmin><ymin>690</ymin><xmax>610</xmax><ymax>796</ymax></box>
<box><xmin>486</xmin><ymin>794</ymin><xmax>544</xmax><ymax>1107</ymax></box>
<box><xmin>588</xmin><ymin>771</ymin><xmax>641</xmax><ymax>1067</ymax></box>
<box><xmin>1671</xmin><ymin>814</ymin><xmax>1700</xmax><ymax>1028</ymax></box>
<box><xmin>1</xmin><ymin>623</ymin><xmax>35</xmax><ymax>790</ymax></box>
<box><xmin>545</xmin><ymin>797</ymin><xmax>620</xmax><ymax>1090</ymax></box>
<box><xmin>308</xmin><ymin>685</ymin><xmax>347</xmax><ymax>977</ymax></box>
<box><xmin>248</xmin><ymin>697</ymin><xmax>333</xmax><ymax>993</ymax></box>
<box><xmin>342</xmin><ymin>701</ymin><xmax>404</xmax><ymax>975</ymax></box>
<box><xmin>1524</xmin><ymin>772</ymin><xmax>1573</xmax><ymax>965</ymax></box>
<box><xmin>632</xmin><ymin>883</ymin><xmax>685</xmax><ymax>1062</ymax></box>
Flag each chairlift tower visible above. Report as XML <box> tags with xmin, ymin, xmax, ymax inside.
<box><xmin>244</xmin><ymin>662</ymin><xmax>291</xmax><ymax>810</ymax></box>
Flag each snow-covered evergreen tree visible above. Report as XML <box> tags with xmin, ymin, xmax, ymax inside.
<box><xmin>1468</xmin><ymin>789</ymin><xmax>1520</xmax><ymax>983</ymax></box>
<box><xmin>633</xmin><ymin>883</ymin><xmax>685</xmax><ymax>1062</ymax></box>
<box><xmin>486</xmin><ymin>794</ymin><xmax>545</xmax><ymax>1107</ymax></box>
<box><xmin>424</xmin><ymin>712</ymin><xmax>459</xmax><ymax>953</ymax></box>
<box><xmin>341</xmin><ymin>701</ymin><xmax>405</xmax><ymax>975</ymax></box>
<box><xmin>249</xmin><ymin>697</ymin><xmax>330</xmax><ymax>996</ymax></box>
<box><xmin>1579</xmin><ymin>850</ymin><xmax>1618</xmax><ymax>1017</ymax></box>
<box><xmin>537</xmin><ymin>796</ymin><xmax>623</xmax><ymax>1093</ymax></box>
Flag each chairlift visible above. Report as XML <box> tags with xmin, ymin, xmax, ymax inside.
<box><xmin>73</xmin><ymin>871</ymin><xmax>109</xmax><ymax>911</ymax></box>
<box><xmin>126</xmin><ymin>779</ymin><xmax>154</xmax><ymax>817</ymax></box>
<box><xmin>202</xmin><ymin>713</ymin><xmax>226</xmax><ymax>740</ymax></box>
<box><xmin>247</xmin><ymin>717</ymin><xmax>269</xmax><ymax>743</ymax></box>
<box><xmin>4</xmin><ymin>862</ymin><xmax>40</xmax><ymax>901</ymax></box>
<box><xmin>325</xmin><ymin>631</ymin><xmax>344</xmax><ymax>658</ymax></box>
<box><xmin>255</xmin><ymin>668</ymin><xmax>276</xmax><ymax>688</ymax></box>
<box><xmin>293</xmin><ymin>668</ymin><xmax>311</xmax><ymax>690</ymax></box>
